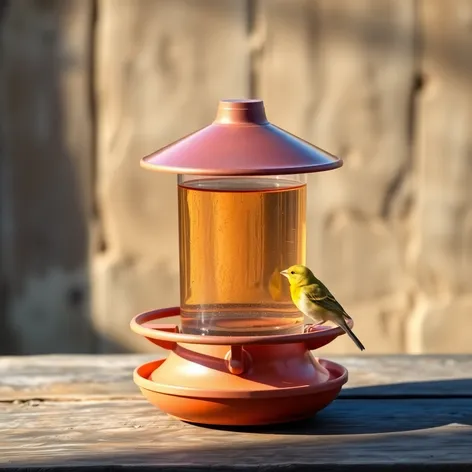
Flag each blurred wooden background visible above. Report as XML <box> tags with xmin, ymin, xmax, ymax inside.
<box><xmin>0</xmin><ymin>0</ymin><xmax>471</xmax><ymax>355</ymax></box>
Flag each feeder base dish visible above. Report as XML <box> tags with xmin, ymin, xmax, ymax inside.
<box><xmin>134</xmin><ymin>357</ymin><xmax>347</xmax><ymax>426</ymax></box>
<box><xmin>130</xmin><ymin>307</ymin><xmax>351</xmax><ymax>426</ymax></box>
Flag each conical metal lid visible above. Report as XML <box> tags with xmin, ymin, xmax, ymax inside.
<box><xmin>141</xmin><ymin>99</ymin><xmax>342</xmax><ymax>176</ymax></box>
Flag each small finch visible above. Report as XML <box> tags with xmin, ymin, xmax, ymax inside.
<box><xmin>280</xmin><ymin>264</ymin><xmax>365</xmax><ymax>351</ymax></box>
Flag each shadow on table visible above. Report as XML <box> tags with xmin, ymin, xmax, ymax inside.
<box><xmin>5</xmin><ymin>414</ymin><xmax>472</xmax><ymax>471</ymax></box>
<box><xmin>188</xmin><ymin>378</ymin><xmax>472</xmax><ymax>435</ymax></box>
<box><xmin>3</xmin><ymin>381</ymin><xmax>472</xmax><ymax>470</ymax></box>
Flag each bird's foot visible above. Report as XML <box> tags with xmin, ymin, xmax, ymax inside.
<box><xmin>304</xmin><ymin>322</ymin><xmax>327</xmax><ymax>333</ymax></box>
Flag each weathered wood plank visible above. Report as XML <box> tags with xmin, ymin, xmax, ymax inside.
<box><xmin>1</xmin><ymin>355</ymin><xmax>471</xmax><ymax>401</ymax></box>
<box><xmin>406</xmin><ymin>0</ymin><xmax>472</xmax><ymax>353</ymax></box>
<box><xmin>256</xmin><ymin>0</ymin><xmax>416</xmax><ymax>353</ymax></box>
<box><xmin>92</xmin><ymin>0</ymin><xmax>249</xmax><ymax>354</ymax></box>
<box><xmin>1</xmin><ymin>398</ymin><xmax>471</xmax><ymax>469</ymax></box>
<box><xmin>0</xmin><ymin>0</ymin><xmax>95</xmax><ymax>354</ymax></box>
<box><xmin>0</xmin><ymin>354</ymin><xmax>153</xmax><ymax>401</ymax></box>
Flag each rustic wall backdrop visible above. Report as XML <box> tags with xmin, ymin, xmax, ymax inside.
<box><xmin>1</xmin><ymin>0</ymin><xmax>471</xmax><ymax>355</ymax></box>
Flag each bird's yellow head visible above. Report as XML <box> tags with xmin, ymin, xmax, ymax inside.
<box><xmin>280</xmin><ymin>264</ymin><xmax>314</xmax><ymax>287</ymax></box>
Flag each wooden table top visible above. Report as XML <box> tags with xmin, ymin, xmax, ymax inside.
<box><xmin>1</xmin><ymin>354</ymin><xmax>471</xmax><ymax>471</ymax></box>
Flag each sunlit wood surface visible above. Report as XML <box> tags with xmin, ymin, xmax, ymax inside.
<box><xmin>1</xmin><ymin>354</ymin><xmax>471</xmax><ymax>471</ymax></box>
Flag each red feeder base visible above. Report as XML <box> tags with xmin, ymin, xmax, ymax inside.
<box><xmin>130</xmin><ymin>307</ymin><xmax>350</xmax><ymax>426</ymax></box>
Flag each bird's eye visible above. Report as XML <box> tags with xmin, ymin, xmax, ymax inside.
<box><xmin>290</xmin><ymin>271</ymin><xmax>295</xmax><ymax>274</ymax></box>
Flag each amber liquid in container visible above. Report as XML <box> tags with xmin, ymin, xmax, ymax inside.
<box><xmin>178</xmin><ymin>174</ymin><xmax>307</xmax><ymax>336</ymax></box>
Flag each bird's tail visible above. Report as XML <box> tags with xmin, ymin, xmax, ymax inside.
<box><xmin>338</xmin><ymin>318</ymin><xmax>365</xmax><ymax>351</ymax></box>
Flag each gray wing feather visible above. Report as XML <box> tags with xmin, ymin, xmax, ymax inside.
<box><xmin>302</xmin><ymin>283</ymin><xmax>351</xmax><ymax>319</ymax></box>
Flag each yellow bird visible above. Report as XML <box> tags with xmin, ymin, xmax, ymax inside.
<box><xmin>280</xmin><ymin>264</ymin><xmax>365</xmax><ymax>351</ymax></box>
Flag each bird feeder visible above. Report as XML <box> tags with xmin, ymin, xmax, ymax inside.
<box><xmin>130</xmin><ymin>99</ymin><xmax>352</xmax><ymax>426</ymax></box>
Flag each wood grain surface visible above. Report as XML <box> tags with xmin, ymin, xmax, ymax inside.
<box><xmin>2</xmin><ymin>355</ymin><xmax>472</xmax><ymax>470</ymax></box>
<box><xmin>92</xmin><ymin>0</ymin><xmax>248</xmax><ymax>354</ymax></box>
<box><xmin>255</xmin><ymin>0</ymin><xmax>416</xmax><ymax>355</ymax></box>
<box><xmin>1</xmin><ymin>398</ymin><xmax>472</xmax><ymax>469</ymax></box>
<box><xmin>0</xmin><ymin>0</ymin><xmax>96</xmax><ymax>355</ymax></box>
<box><xmin>1</xmin><ymin>0</ymin><xmax>472</xmax><ymax>360</ymax></box>
<box><xmin>409</xmin><ymin>0</ymin><xmax>472</xmax><ymax>353</ymax></box>
<box><xmin>1</xmin><ymin>354</ymin><xmax>471</xmax><ymax>401</ymax></box>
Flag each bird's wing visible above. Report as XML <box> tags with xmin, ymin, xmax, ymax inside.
<box><xmin>303</xmin><ymin>283</ymin><xmax>351</xmax><ymax>319</ymax></box>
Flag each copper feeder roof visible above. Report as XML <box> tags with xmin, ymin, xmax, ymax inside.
<box><xmin>141</xmin><ymin>99</ymin><xmax>342</xmax><ymax>176</ymax></box>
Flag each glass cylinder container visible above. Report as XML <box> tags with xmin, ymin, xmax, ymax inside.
<box><xmin>178</xmin><ymin>173</ymin><xmax>307</xmax><ymax>336</ymax></box>
<box><xmin>140</xmin><ymin>98</ymin><xmax>342</xmax><ymax>337</ymax></box>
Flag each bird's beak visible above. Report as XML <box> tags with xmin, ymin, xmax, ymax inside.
<box><xmin>280</xmin><ymin>269</ymin><xmax>289</xmax><ymax>278</ymax></box>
